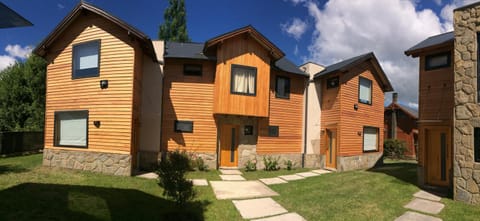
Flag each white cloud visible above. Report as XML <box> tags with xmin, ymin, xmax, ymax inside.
<box><xmin>0</xmin><ymin>44</ymin><xmax>32</xmax><ymax>71</ymax></box>
<box><xmin>440</xmin><ymin>0</ymin><xmax>478</xmax><ymax>31</ymax></box>
<box><xmin>0</xmin><ymin>55</ymin><xmax>16</xmax><ymax>71</ymax></box>
<box><xmin>294</xmin><ymin>44</ymin><xmax>299</xmax><ymax>56</ymax></box>
<box><xmin>408</xmin><ymin>102</ymin><xmax>419</xmax><ymax>109</ymax></box>
<box><xmin>434</xmin><ymin>0</ymin><xmax>442</xmax><ymax>6</ymax></box>
<box><xmin>281</xmin><ymin>18</ymin><xmax>308</xmax><ymax>40</ymax></box>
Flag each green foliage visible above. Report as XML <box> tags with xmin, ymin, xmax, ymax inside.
<box><xmin>0</xmin><ymin>55</ymin><xmax>46</xmax><ymax>132</ymax></box>
<box><xmin>157</xmin><ymin>150</ymin><xmax>195</xmax><ymax>205</ymax></box>
<box><xmin>263</xmin><ymin>156</ymin><xmax>280</xmax><ymax>171</ymax></box>
<box><xmin>384</xmin><ymin>139</ymin><xmax>407</xmax><ymax>159</ymax></box>
<box><xmin>158</xmin><ymin>0</ymin><xmax>191</xmax><ymax>42</ymax></box>
<box><xmin>193</xmin><ymin>156</ymin><xmax>208</xmax><ymax>171</ymax></box>
<box><xmin>284</xmin><ymin>159</ymin><xmax>296</xmax><ymax>171</ymax></box>
<box><xmin>244</xmin><ymin>159</ymin><xmax>257</xmax><ymax>172</ymax></box>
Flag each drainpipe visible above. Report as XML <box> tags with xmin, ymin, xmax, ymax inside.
<box><xmin>302</xmin><ymin>75</ymin><xmax>309</xmax><ymax>168</ymax></box>
<box><xmin>391</xmin><ymin>93</ymin><xmax>398</xmax><ymax>139</ymax></box>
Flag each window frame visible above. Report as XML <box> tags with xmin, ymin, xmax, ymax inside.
<box><xmin>230</xmin><ymin>64</ymin><xmax>257</xmax><ymax>96</ymax></box>
<box><xmin>326</xmin><ymin>76</ymin><xmax>339</xmax><ymax>89</ymax></box>
<box><xmin>275</xmin><ymin>76</ymin><xmax>291</xmax><ymax>99</ymax></box>
<box><xmin>358</xmin><ymin>76</ymin><xmax>373</xmax><ymax>105</ymax></box>
<box><xmin>174</xmin><ymin>120</ymin><xmax>194</xmax><ymax>133</ymax></box>
<box><xmin>474</xmin><ymin>128</ymin><xmax>480</xmax><ymax>163</ymax></box>
<box><xmin>183</xmin><ymin>64</ymin><xmax>203</xmax><ymax>76</ymax></box>
<box><xmin>362</xmin><ymin>126</ymin><xmax>379</xmax><ymax>152</ymax></box>
<box><xmin>72</xmin><ymin>40</ymin><xmax>101</xmax><ymax>79</ymax></box>
<box><xmin>54</xmin><ymin>110</ymin><xmax>89</xmax><ymax>148</ymax></box>
<box><xmin>268</xmin><ymin>125</ymin><xmax>279</xmax><ymax>137</ymax></box>
<box><xmin>425</xmin><ymin>51</ymin><xmax>451</xmax><ymax>71</ymax></box>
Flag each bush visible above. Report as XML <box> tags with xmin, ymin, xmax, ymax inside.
<box><xmin>157</xmin><ymin>150</ymin><xmax>195</xmax><ymax>205</ymax></box>
<box><xmin>284</xmin><ymin>159</ymin><xmax>296</xmax><ymax>170</ymax></box>
<box><xmin>263</xmin><ymin>156</ymin><xmax>280</xmax><ymax>171</ymax></box>
<box><xmin>244</xmin><ymin>159</ymin><xmax>257</xmax><ymax>172</ymax></box>
<box><xmin>194</xmin><ymin>156</ymin><xmax>208</xmax><ymax>171</ymax></box>
<box><xmin>384</xmin><ymin>139</ymin><xmax>407</xmax><ymax>159</ymax></box>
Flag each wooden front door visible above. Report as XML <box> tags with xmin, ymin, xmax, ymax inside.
<box><xmin>425</xmin><ymin>127</ymin><xmax>451</xmax><ymax>187</ymax></box>
<box><xmin>220</xmin><ymin>124</ymin><xmax>239</xmax><ymax>167</ymax></box>
<box><xmin>325</xmin><ymin>129</ymin><xmax>337</xmax><ymax>169</ymax></box>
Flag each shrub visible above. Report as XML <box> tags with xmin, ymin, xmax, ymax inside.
<box><xmin>384</xmin><ymin>139</ymin><xmax>407</xmax><ymax>159</ymax></box>
<box><xmin>157</xmin><ymin>150</ymin><xmax>195</xmax><ymax>205</ymax></box>
<box><xmin>195</xmin><ymin>156</ymin><xmax>208</xmax><ymax>171</ymax></box>
<box><xmin>263</xmin><ymin>156</ymin><xmax>280</xmax><ymax>171</ymax></box>
<box><xmin>244</xmin><ymin>159</ymin><xmax>257</xmax><ymax>172</ymax></box>
<box><xmin>284</xmin><ymin>159</ymin><xmax>296</xmax><ymax>170</ymax></box>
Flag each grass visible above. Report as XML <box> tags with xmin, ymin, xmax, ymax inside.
<box><xmin>242</xmin><ymin>167</ymin><xmax>310</xmax><ymax>180</ymax></box>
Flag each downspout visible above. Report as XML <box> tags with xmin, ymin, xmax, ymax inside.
<box><xmin>302</xmin><ymin>75</ymin><xmax>309</xmax><ymax>168</ymax></box>
<box><xmin>391</xmin><ymin>93</ymin><xmax>398</xmax><ymax>139</ymax></box>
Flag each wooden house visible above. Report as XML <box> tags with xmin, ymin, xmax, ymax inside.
<box><xmin>384</xmin><ymin>93</ymin><xmax>418</xmax><ymax>158</ymax></box>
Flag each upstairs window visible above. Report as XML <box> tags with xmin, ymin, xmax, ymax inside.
<box><xmin>184</xmin><ymin>64</ymin><xmax>202</xmax><ymax>76</ymax></box>
<box><xmin>275</xmin><ymin>76</ymin><xmax>290</xmax><ymax>99</ymax></box>
<box><xmin>425</xmin><ymin>52</ymin><xmax>450</xmax><ymax>71</ymax></box>
<box><xmin>358</xmin><ymin>77</ymin><xmax>372</xmax><ymax>105</ymax></box>
<box><xmin>73</xmin><ymin>40</ymin><xmax>100</xmax><ymax>79</ymax></box>
<box><xmin>231</xmin><ymin>64</ymin><xmax>257</xmax><ymax>96</ymax></box>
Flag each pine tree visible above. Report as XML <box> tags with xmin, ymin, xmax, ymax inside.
<box><xmin>158</xmin><ymin>0</ymin><xmax>190</xmax><ymax>42</ymax></box>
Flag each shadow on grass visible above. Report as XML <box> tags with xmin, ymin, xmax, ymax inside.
<box><xmin>0</xmin><ymin>183</ymin><xmax>210</xmax><ymax>221</ymax></box>
<box><xmin>0</xmin><ymin>164</ymin><xmax>29</xmax><ymax>175</ymax></box>
<box><xmin>368</xmin><ymin>161</ymin><xmax>418</xmax><ymax>186</ymax></box>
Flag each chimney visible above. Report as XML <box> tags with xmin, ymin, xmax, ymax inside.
<box><xmin>392</xmin><ymin>93</ymin><xmax>398</xmax><ymax>104</ymax></box>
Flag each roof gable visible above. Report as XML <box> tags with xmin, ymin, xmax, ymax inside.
<box><xmin>404</xmin><ymin>32</ymin><xmax>453</xmax><ymax>57</ymax></box>
<box><xmin>385</xmin><ymin>102</ymin><xmax>418</xmax><ymax>119</ymax></box>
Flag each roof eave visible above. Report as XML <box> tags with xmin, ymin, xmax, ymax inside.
<box><xmin>405</xmin><ymin>41</ymin><xmax>453</xmax><ymax>57</ymax></box>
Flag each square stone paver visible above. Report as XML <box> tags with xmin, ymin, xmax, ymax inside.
<box><xmin>414</xmin><ymin>190</ymin><xmax>442</xmax><ymax>202</ymax></box>
<box><xmin>191</xmin><ymin>179</ymin><xmax>208</xmax><ymax>186</ymax></box>
<box><xmin>220</xmin><ymin>175</ymin><xmax>246</xmax><ymax>181</ymax></box>
<box><xmin>232</xmin><ymin>197</ymin><xmax>287</xmax><ymax>219</ymax></box>
<box><xmin>251</xmin><ymin>212</ymin><xmax>306</xmax><ymax>221</ymax></box>
<box><xmin>394</xmin><ymin>211</ymin><xmax>442</xmax><ymax>221</ymax></box>
<box><xmin>312</xmin><ymin>169</ymin><xmax>332</xmax><ymax>174</ymax></box>
<box><xmin>260</xmin><ymin>177</ymin><xmax>288</xmax><ymax>185</ymax></box>
<box><xmin>210</xmin><ymin>181</ymin><xmax>279</xmax><ymax>200</ymax></box>
<box><xmin>404</xmin><ymin>198</ymin><xmax>445</xmax><ymax>214</ymax></box>
<box><xmin>278</xmin><ymin>174</ymin><xmax>305</xmax><ymax>181</ymax></box>
<box><xmin>135</xmin><ymin>172</ymin><xmax>158</xmax><ymax>179</ymax></box>
<box><xmin>296</xmin><ymin>172</ymin><xmax>321</xmax><ymax>177</ymax></box>
<box><xmin>219</xmin><ymin>169</ymin><xmax>242</xmax><ymax>175</ymax></box>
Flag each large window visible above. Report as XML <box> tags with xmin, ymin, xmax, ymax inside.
<box><xmin>275</xmin><ymin>76</ymin><xmax>290</xmax><ymax>99</ymax></box>
<box><xmin>474</xmin><ymin>128</ymin><xmax>480</xmax><ymax>163</ymax></box>
<box><xmin>359</xmin><ymin>77</ymin><xmax>372</xmax><ymax>104</ymax></box>
<box><xmin>425</xmin><ymin>52</ymin><xmax>450</xmax><ymax>71</ymax></box>
<box><xmin>54</xmin><ymin>111</ymin><xmax>88</xmax><ymax>147</ymax></box>
<box><xmin>363</xmin><ymin>126</ymin><xmax>378</xmax><ymax>152</ymax></box>
<box><xmin>231</xmin><ymin>64</ymin><xmax>257</xmax><ymax>96</ymax></box>
<box><xmin>73</xmin><ymin>40</ymin><xmax>100</xmax><ymax>79</ymax></box>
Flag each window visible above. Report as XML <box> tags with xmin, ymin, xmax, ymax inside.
<box><xmin>363</xmin><ymin>126</ymin><xmax>378</xmax><ymax>152</ymax></box>
<box><xmin>359</xmin><ymin>77</ymin><xmax>372</xmax><ymax>104</ymax></box>
<box><xmin>268</xmin><ymin>126</ymin><xmax>279</xmax><ymax>137</ymax></box>
<box><xmin>175</xmin><ymin>120</ymin><xmax>193</xmax><ymax>133</ymax></box>
<box><xmin>474</xmin><ymin>128</ymin><xmax>480</xmax><ymax>163</ymax></box>
<box><xmin>231</xmin><ymin>64</ymin><xmax>257</xmax><ymax>96</ymax></box>
<box><xmin>275</xmin><ymin>76</ymin><xmax>290</xmax><ymax>99</ymax></box>
<box><xmin>425</xmin><ymin>52</ymin><xmax>450</xmax><ymax>71</ymax></box>
<box><xmin>477</xmin><ymin>33</ymin><xmax>480</xmax><ymax>103</ymax></box>
<box><xmin>184</xmin><ymin>64</ymin><xmax>202</xmax><ymax>76</ymax></box>
<box><xmin>73</xmin><ymin>41</ymin><xmax>100</xmax><ymax>79</ymax></box>
<box><xmin>327</xmin><ymin>76</ymin><xmax>339</xmax><ymax>89</ymax></box>
<box><xmin>244</xmin><ymin>125</ymin><xmax>253</xmax><ymax>135</ymax></box>
<box><xmin>54</xmin><ymin>111</ymin><xmax>88</xmax><ymax>147</ymax></box>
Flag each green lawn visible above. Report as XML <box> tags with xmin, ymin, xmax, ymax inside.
<box><xmin>1</xmin><ymin>154</ymin><xmax>479</xmax><ymax>221</ymax></box>
<box><xmin>241</xmin><ymin>167</ymin><xmax>311</xmax><ymax>180</ymax></box>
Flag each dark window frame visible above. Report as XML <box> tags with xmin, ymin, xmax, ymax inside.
<box><xmin>183</xmin><ymin>64</ymin><xmax>203</xmax><ymax>76</ymax></box>
<box><xmin>326</xmin><ymin>76</ymin><xmax>339</xmax><ymax>89</ymax></box>
<box><xmin>425</xmin><ymin>51</ymin><xmax>451</xmax><ymax>71</ymax></box>
<box><xmin>268</xmin><ymin>125</ymin><xmax>279</xmax><ymax>137</ymax></box>
<box><xmin>230</xmin><ymin>64</ymin><xmax>257</xmax><ymax>96</ymax></box>
<box><xmin>244</xmin><ymin>125</ymin><xmax>254</xmax><ymax>135</ymax></box>
<box><xmin>72</xmin><ymin>40</ymin><xmax>101</xmax><ymax>79</ymax></box>
<box><xmin>358</xmin><ymin>76</ymin><xmax>373</xmax><ymax>105</ymax></box>
<box><xmin>275</xmin><ymin>76</ymin><xmax>291</xmax><ymax>99</ymax></box>
<box><xmin>474</xmin><ymin>128</ymin><xmax>480</xmax><ymax>163</ymax></box>
<box><xmin>362</xmin><ymin>126</ymin><xmax>379</xmax><ymax>153</ymax></box>
<box><xmin>174</xmin><ymin>120</ymin><xmax>193</xmax><ymax>133</ymax></box>
<box><xmin>477</xmin><ymin>33</ymin><xmax>480</xmax><ymax>104</ymax></box>
<box><xmin>54</xmin><ymin>110</ymin><xmax>89</xmax><ymax>148</ymax></box>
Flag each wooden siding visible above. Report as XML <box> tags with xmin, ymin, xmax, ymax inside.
<box><xmin>213</xmin><ymin>35</ymin><xmax>271</xmax><ymax>117</ymax></box>
<box><xmin>161</xmin><ymin>59</ymin><xmax>217</xmax><ymax>153</ymax></box>
<box><xmin>384</xmin><ymin>109</ymin><xmax>418</xmax><ymax>157</ymax></box>
<box><xmin>257</xmin><ymin>71</ymin><xmax>305</xmax><ymax>154</ymax></box>
<box><xmin>319</xmin><ymin>74</ymin><xmax>341</xmax><ymax>155</ymax></box>
<box><xmin>44</xmin><ymin>12</ymin><xmax>139</xmax><ymax>154</ymax></box>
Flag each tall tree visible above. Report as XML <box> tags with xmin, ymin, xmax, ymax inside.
<box><xmin>0</xmin><ymin>55</ymin><xmax>46</xmax><ymax>131</ymax></box>
<box><xmin>158</xmin><ymin>0</ymin><xmax>190</xmax><ymax>42</ymax></box>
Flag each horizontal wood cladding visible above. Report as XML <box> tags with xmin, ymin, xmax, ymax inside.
<box><xmin>161</xmin><ymin>59</ymin><xmax>217</xmax><ymax>153</ymax></box>
<box><xmin>213</xmin><ymin>35</ymin><xmax>271</xmax><ymax>117</ymax></box>
<box><xmin>44</xmin><ymin>13</ymin><xmax>138</xmax><ymax>154</ymax></box>
<box><xmin>257</xmin><ymin>71</ymin><xmax>305</xmax><ymax>154</ymax></box>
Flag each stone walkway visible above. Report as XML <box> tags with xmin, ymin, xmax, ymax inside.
<box><xmin>395</xmin><ymin>190</ymin><xmax>445</xmax><ymax>221</ymax></box>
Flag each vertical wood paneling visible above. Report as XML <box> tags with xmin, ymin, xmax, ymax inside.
<box><xmin>319</xmin><ymin>74</ymin><xmax>341</xmax><ymax>154</ymax></box>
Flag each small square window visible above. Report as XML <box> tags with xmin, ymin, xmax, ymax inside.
<box><xmin>244</xmin><ymin>125</ymin><xmax>253</xmax><ymax>135</ymax></box>
<box><xmin>275</xmin><ymin>76</ymin><xmax>290</xmax><ymax>99</ymax></box>
<box><xmin>231</xmin><ymin>64</ymin><xmax>257</xmax><ymax>96</ymax></box>
<box><xmin>327</xmin><ymin>76</ymin><xmax>339</xmax><ymax>89</ymax></box>
<box><xmin>268</xmin><ymin>126</ymin><xmax>279</xmax><ymax>137</ymax></box>
<box><xmin>359</xmin><ymin>77</ymin><xmax>372</xmax><ymax>105</ymax></box>
<box><xmin>175</xmin><ymin>120</ymin><xmax>193</xmax><ymax>133</ymax></box>
<box><xmin>54</xmin><ymin>110</ymin><xmax>88</xmax><ymax>148</ymax></box>
<box><xmin>73</xmin><ymin>40</ymin><xmax>100</xmax><ymax>79</ymax></box>
<box><xmin>184</xmin><ymin>64</ymin><xmax>202</xmax><ymax>76</ymax></box>
<box><xmin>425</xmin><ymin>52</ymin><xmax>451</xmax><ymax>71</ymax></box>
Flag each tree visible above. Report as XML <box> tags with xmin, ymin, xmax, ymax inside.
<box><xmin>158</xmin><ymin>0</ymin><xmax>190</xmax><ymax>42</ymax></box>
<box><xmin>0</xmin><ymin>55</ymin><xmax>46</xmax><ymax>131</ymax></box>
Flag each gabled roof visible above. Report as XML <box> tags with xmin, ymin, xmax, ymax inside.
<box><xmin>0</xmin><ymin>2</ymin><xmax>32</xmax><ymax>28</ymax></box>
<box><xmin>203</xmin><ymin>25</ymin><xmax>285</xmax><ymax>60</ymax></box>
<box><xmin>385</xmin><ymin>102</ymin><xmax>418</xmax><ymax>119</ymax></box>
<box><xmin>274</xmin><ymin>57</ymin><xmax>308</xmax><ymax>76</ymax></box>
<box><xmin>313</xmin><ymin>52</ymin><xmax>394</xmax><ymax>92</ymax></box>
<box><xmin>404</xmin><ymin>32</ymin><xmax>453</xmax><ymax>57</ymax></box>
<box><xmin>164</xmin><ymin>42</ymin><xmax>215</xmax><ymax>60</ymax></box>
<box><xmin>33</xmin><ymin>2</ymin><xmax>157</xmax><ymax>61</ymax></box>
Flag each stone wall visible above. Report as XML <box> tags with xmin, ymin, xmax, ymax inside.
<box><xmin>453</xmin><ymin>5</ymin><xmax>480</xmax><ymax>204</ymax></box>
<box><xmin>304</xmin><ymin>154</ymin><xmax>323</xmax><ymax>168</ymax></box>
<box><xmin>43</xmin><ymin>148</ymin><xmax>131</xmax><ymax>176</ymax></box>
<box><xmin>337</xmin><ymin>152</ymin><xmax>383</xmax><ymax>171</ymax></box>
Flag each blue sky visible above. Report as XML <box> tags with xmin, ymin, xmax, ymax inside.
<box><xmin>0</xmin><ymin>0</ymin><xmax>476</xmax><ymax>107</ymax></box>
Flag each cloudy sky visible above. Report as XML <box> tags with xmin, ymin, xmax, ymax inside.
<box><xmin>1</xmin><ymin>0</ymin><xmax>479</xmax><ymax>108</ymax></box>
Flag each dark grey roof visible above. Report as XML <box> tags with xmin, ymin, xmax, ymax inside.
<box><xmin>397</xmin><ymin>103</ymin><xmax>418</xmax><ymax>119</ymax></box>
<box><xmin>405</xmin><ymin>32</ymin><xmax>453</xmax><ymax>55</ymax></box>
<box><xmin>0</xmin><ymin>2</ymin><xmax>32</xmax><ymax>28</ymax></box>
<box><xmin>164</xmin><ymin>42</ymin><xmax>215</xmax><ymax>60</ymax></box>
<box><xmin>274</xmin><ymin>57</ymin><xmax>308</xmax><ymax>76</ymax></box>
<box><xmin>314</xmin><ymin>52</ymin><xmax>374</xmax><ymax>78</ymax></box>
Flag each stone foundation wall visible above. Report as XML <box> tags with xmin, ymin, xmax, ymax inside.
<box><xmin>337</xmin><ymin>152</ymin><xmax>383</xmax><ymax>171</ymax></box>
<box><xmin>43</xmin><ymin>148</ymin><xmax>131</xmax><ymax>176</ymax></box>
<box><xmin>254</xmin><ymin>153</ymin><xmax>303</xmax><ymax>170</ymax></box>
<box><xmin>304</xmin><ymin>154</ymin><xmax>323</xmax><ymax>168</ymax></box>
<box><xmin>191</xmin><ymin>152</ymin><xmax>217</xmax><ymax>169</ymax></box>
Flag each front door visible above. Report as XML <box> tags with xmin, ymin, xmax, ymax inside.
<box><xmin>325</xmin><ymin>129</ymin><xmax>337</xmax><ymax>169</ymax></box>
<box><xmin>425</xmin><ymin>126</ymin><xmax>451</xmax><ymax>187</ymax></box>
<box><xmin>220</xmin><ymin>124</ymin><xmax>239</xmax><ymax>167</ymax></box>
